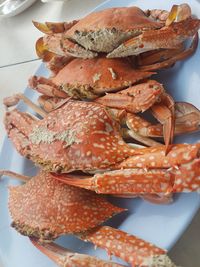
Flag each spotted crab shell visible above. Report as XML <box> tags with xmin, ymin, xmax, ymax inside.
<box><xmin>9</xmin><ymin>171</ymin><xmax>124</xmax><ymax>241</ymax></box>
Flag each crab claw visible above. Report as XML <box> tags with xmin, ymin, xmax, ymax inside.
<box><xmin>108</xmin><ymin>17</ymin><xmax>200</xmax><ymax>58</ymax></box>
<box><xmin>174</xmin><ymin>102</ymin><xmax>200</xmax><ymax>134</ymax></box>
<box><xmin>33</xmin><ymin>20</ymin><xmax>79</xmax><ymax>34</ymax></box>
<box><xmin>118</xmin><ymin>143</ymin><xmax>200</xmax><ymax>169</ymax></box>
<box><xmin>137</xmin><ymin>32</ymin><xmax>199</xmax><ymax>71</ymax></box>
<box><xmin>29</xmin><ymin>76</ymin><xmax>69</xmax><ymax>98</ymax></box>
<box><xmin>38</xmin><ymin>95</ymin><xmax>71</xmax><ymax>112</ymax></box>
<box><xmin>35</xmin><ymin>37</ymin><xmax>57</xmax><ymax>62</ymax></box>
<box><xmin>43</xmin><ymin>34</ymin><xmax>98</xmax><ymax>59</ymax></box>
<box><xmin>56</xmin><ymin>157</ymin><xmax>200</xmax><ymax>196</ymax></box>
<box><xmin>80</xmin><ymin>226</ymin><xmax>177</xmax><ymax>267</ymax></box>
<box><xmin>96</xmin><ymin>80</ymin><xmax>163</xmax><ymax>113</ymax></box>
<box><xmin>31</xmin><ymin>240</ymin><xmax>124</xmax><ymax>267</ymax></box>
<box><xmin>53</xmin><ymin>168</ymin><xmax>173</xmax><ymax>195</ymax></box>
<box><xmin>165</xmin><ymin>4</ymin><xmax>192</xmax><ymax>26</ymax></box>
<box><xmin>131</xmin><ymin>102</ymin><xmax>200</xmax><ymax>138</ymax></box>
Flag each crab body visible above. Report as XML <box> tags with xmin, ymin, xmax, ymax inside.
<box><xmin>34</xmin><ymin>4</ymin><xmax>200</xmax><ymax>74</ymax></box>
<box><xmin>29</xmin><ymin>57</ymin><xmax>154</xmax><ymax>99</ymax></box>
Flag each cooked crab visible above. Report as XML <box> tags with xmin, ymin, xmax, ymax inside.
<box><xmin>1</xmin><ymin>170</ymin><xmax>178</xmax><ymax>266</ymax></box>
<box><xmin>33</xmin><ymin>4</ymin><xmax>200</xmax><ymax>70</ymax></box>
<box><xmin>3</xmin><ymin>95</ymin><xmax>200</xmax><ymax>202</ymax></box>
<box><xmin>28</xmin><ymin>57</ymin><xmax>176</xmax><ymax>149</ymax></box>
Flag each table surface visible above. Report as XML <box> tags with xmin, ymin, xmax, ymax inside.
<box><xmin>0</xmin><ymin>1</ymin><xmax>199</xmax><ymax>267</ymax></box>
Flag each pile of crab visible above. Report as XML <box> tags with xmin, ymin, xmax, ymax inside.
<box><xmin>1</xmin><ymin>3</ymin><xmax>200</xmax><ymax>267</ymax></box>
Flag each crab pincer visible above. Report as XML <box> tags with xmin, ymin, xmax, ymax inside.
<box><xmin>57</xmin><ymin>156</ymin><xmax>200</xmax><ymax>197</ymax></box>
<box><xmin>31</xmin><ymin>240</ymin><xmax>125</xmax><ymax>267</ymax></box>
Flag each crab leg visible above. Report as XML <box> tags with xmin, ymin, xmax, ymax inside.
<box><xmin>80</xmin><ymin>226</ymin><xmax>176</xmax><ymax>267</ymax></box>
<box><xmin>151</xmin><ymin>93</ymin><xmax>175</xmax><ymax>153</ymax></box>
<box><xmin>53</xmin><ymin>168</ymin><xmax>173</xmax><ymax>195</ymax></box>
<box><xmin>31</xmin><ymin>240</ymin><xmax>124</xmax><ymax>267</ymax></box>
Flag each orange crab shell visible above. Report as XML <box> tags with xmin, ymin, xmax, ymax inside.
<box><xmin>64</xmin><ymin>7</ymin><xmax>162</xmax><ymax>53</ymax></box>
<box><xmin>51</xmin><ymin>57</ymin><xmax>154</xmax><ymax>97</ymax></box>
<box><xmin>67</xmin><ymin>7</ymin><xmax>162</xmax><ymax>35</ymax></box>
<box><xmin>9</xmin><ymin>171</ymin><xmax>124</xmax><ymax>241</ymax></box>
<box><xmin>5</xmin><ymin>101</ymin><xmax>136</xmax><ymax>173</ymax></box>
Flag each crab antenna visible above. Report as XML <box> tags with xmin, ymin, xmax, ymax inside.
<box><xmin>0</xmin><ymin>170</ymin><xmax>29</xmax><ymax>182</ymax></box>
<box><xmin>4</xmin><ymin>93</ymin><xmax>47</xmax><ymax>118</ymax></box>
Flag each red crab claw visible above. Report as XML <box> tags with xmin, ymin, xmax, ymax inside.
<box><xmin>54</xmin><ymin>148</ymin><xmax>200</xmax><ymax>196</ymax></box>
<box><xmin>33</xmin><ymin>20</ymin><xmax>79</xmax><ymax>34</ymax></box>
<box><xmin>43</xmin><ymin>34</ymin><xmax>98</xmax><ymax>59</ymax></box>
<box><xmin>118</xmin><ymin>143</ymin><xmax>200</xmax><ymax>169</ymax></box>
<box><xmin>38</xmin><ymin>95</ymin><xmax>72</xmax><ymax>113</ymax></box>
<box><xmin>96</xmin><ymin>80</ymin><xmax>164</xmax><ymax>114</ymax></box>
<box><xmin>29</xmin><ymin>76</ymin><xmax>69</xmax><ymax>98</ymax></box>
<box><xmin>137</xmin><ymin>33</ymin><xmax>199</xmax><ymax>71</ymax></box>
<box><xmin>107</xmin><ymin>17</ymin><xmax>200</xmax><ymax>58</ymax></box>
<box><xmin>165</xmin><ymin>4</ymin><xmax>192</xmax><ymax>26</ymax></box>
<box><xmin>58</xmin><ymin>159</ymin><xmax>200</xmax><ymax>196</ymax></box>
<box><xmin>80</xmin><ymin>226</ymin><xmax>176</xmax><ymax>267</ymax></box>
<box><xmin>33</xmin><ymin>20</ymin><xmax>98</xmax><ymax>59</ymax></box>
<box><xmin>31</xmin><ymin>240</ymin><xmax>124</xmax><ymax>267</ymax></box>
<box><xmin>35</xmin><ymin>37</ymin><xmax>57</xmax><ymax>62</ymax></box>
<box><xmin>141</xmin><ymin>102</ymin><xmax>200</xmax><ymax>137</ymax></box>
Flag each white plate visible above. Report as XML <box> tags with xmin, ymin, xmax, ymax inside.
<box><xmin>0</xmin><ymin>0</ymin><xmax>200</xmax><ymax>266</ymax></box>
<box><xmin>0</xmin><ymin>0</ymin><xmax>37</xmax><ymax>18</ymax></box>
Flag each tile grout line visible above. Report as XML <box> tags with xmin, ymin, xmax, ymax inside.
<box><xmin>0</xmin><ymin>58</ymin><xmax>40</xmax><ymax>69</ymax></box>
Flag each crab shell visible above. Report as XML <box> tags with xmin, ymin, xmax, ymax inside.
<box><xmin>9</xmin><ymin>171</ymin><xmax>123</xmax><ymax>241</ymax></box>
<box><xmin>65</xmin><ymin>7</ymin><xmax>162</xmax><ymax>53</ymax></box>
<box><xmin>29</xmin><ymin>57</ymin><xmax>154</xmax><ymax>99</ymax></box>
<box><xmin>5</xmin><ymin>100</ymin><xmax>137</xmax><ymax>173</ymax></box>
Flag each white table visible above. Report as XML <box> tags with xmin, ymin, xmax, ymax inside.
<box><xmin>0</xmin><ymin>1</ymin><xmax>199</xmax><ymax>266</ymax></box>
